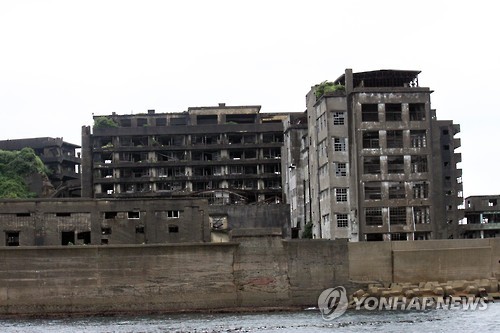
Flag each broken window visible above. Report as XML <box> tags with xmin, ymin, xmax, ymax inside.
<box><xmin>128</xmin><ymin>211</ymin><xmax>140</xmax><ymax>219</ymax></box>
<box><xmin>385</xmin><ymin>103</ymin><xmax>402</xmax><ymax>121</ymax></box>
<box><xmin>361</xmin><ymin>104</ymin><xmax>379</xmax><ymax>121</ymax></box>
<box><xmin>263</xmin><ymin>148</ymin><xmax>281</xmax><ymax>159</ymax></box>
<box><xmin>388</xmin><ymin>182</ymin><xmax>406</xmax><ymax>199</ymax></box>
<box><xmin>411</xmin><ymin>156</ymin><xmax>428</xmax><ymax>172</ymax></box>
<box><xmin>386</xmin><ymin>130</ymin><xmax>404</xmax><ymax>148</ymax></box>
<box><xmin>389</xmin><ymin>207</ymin><xmax>407</xmax><ymax>225</ymax></box>
<box><xmin>101</xmin><ymin>183</ymin><xmax>114</xmax><ymax>195</ymax></box>
<box><xmin>209</xmin><ymin>215</ymin><xmax>228</xmax><ymax>230</ymax></box>
<box><xmin>413</xmin><ymin>206</ymin><xmax>430</xmax><ymax>224</ymax></box>
<box><xmin>336</xmin><ymin>188</ymin><xmax>348</xmax><ymax>202</ymax></box>
<box><xmin>413</xmin><ymin>182</ymin><xmax>429</xmax><ymax>199</ymax></box>
<box><xmin>332</xmin><ymin>112</ymin><xmax>345</xmax><ymax>125</ymax></box>
<box><xmin>363</xmin><ymin>131</ymin><xmax>379</xmax><ymax>148</ymax></box>
<box><xmin>263</xmin><ymin>164</ymin><xmax>280</xmax><ymax>174</ymax></box>
<box><xmin>167</xmin><ymin>210</ymin><xmax>180</xmax><ymax>218</ymax></box>
<box><xmin>333</xmin><ymin>137</ymin><xmax>347</xmax><ymax>152</ymax></box>
<box><xmin>193</xmin><ymin>181</ymin><xmax>214</xmax><ymax>190</ymax></box>
<box><xmin>336</xmin><ymin>214</ymin><xmax>348</xmax><ymax>228</ymax></box>
<box><xmin>409</xmin><ymin>103</ymin><xmax>426</xmax><ymax>121</ymax></box>
<box><xmin>61</xmin><ymin>231</ymin><xmax>75</xmax><ymax>245</ymax></box>
<box><xmin>410</xmin><ymin>130</ymin><xmax>427</xmax><ymax>148</ymax></box>
<box><xmin>387</xmin><ymin>155</ymin><xmax>405</xmax><ymax>174</ymax></box>
<box><xmin>262</xmin><ymin>133</ymin><xmax>283</xmax><ymax>143</ymax></box>
<box><xmin>391</xmin><ymin>233</ymin><xmax>407</xmax><ymax>241</ymax></box>
<box><xmin>364</xmin><ymin>182</ymin><xmax>382</xmax><ymax>200</ymax></box>
<box><xmin>77</xmin><ymin>231</ymin><xmax>91</xmax><ymax>245</ymax></box>
<box><xmin>365</xmin><ymin>208</ymin><xmax>383</xmax><ymax>226</ymax></box>
<box><xmin>5</xmin><ymin>231</ymin><xmax>19</xmax><ymax>246</ymax></box>
<box><xmin>264</xmin><ymin>179</ymin><xmax>281</xmax><ymax>189</ymax></box>
<box><xmin>335</xmin><ymin>162</ymin><xmax>347</xmax><ymax>177</ymax></box>
<box><xmin>168</xmin><ymin>225</ymin><xmax>179</xmax><ymax>233</ymax></box>
<box><xmin>363</xmin><ymin>156</ymin><xmax>381</xmax><ymax>174</ymax></box>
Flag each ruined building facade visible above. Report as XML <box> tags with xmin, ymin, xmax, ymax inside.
<box><xmin>0</xmin><ymin>137</ymin><xmax>81</xmax><ymax>197</ymax></box>
<box><xmin>459</xmin><ymin>195</ymin><xmax>500</xmax><ymax>239</ymax></box>
<box><xmin>282</xmin><ymin>69</ymin><xmax>463</xmax><ymax>241</ymax></box>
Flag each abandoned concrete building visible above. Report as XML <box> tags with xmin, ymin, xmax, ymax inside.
<box><xmin>0</xmin><ymin>137</ymin><xmax>81</xmax><ymax>197</ymax></box>
<box><xmin>282</xmin><ymin>69</ymin><xmax>463</xmax><ymax>241</ymax></box>
<box><xmin>81</xmin><ymin>105</ymin><xmax>300</xmax><ymax>237</ymax></box>
<box><xmin>459</xmin><ymin>195</ymin><xmax>500</xmax><ymax>239</ymax></box>
<box><xmin>0</xmin><ymin>198</ymin><xmax>210</xmax><ymax>246</ymax></box>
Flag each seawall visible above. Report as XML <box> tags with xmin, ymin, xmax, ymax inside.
<box><xmin>1</xmin><ymin>230</ymin><xmax>499</xmax><ymax>316</ymax></box>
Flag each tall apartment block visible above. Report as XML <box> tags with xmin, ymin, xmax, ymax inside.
<box><xmin>81</xmin><ymin>105</ymin><xmax>298</xmax><ymax>204</ymax></box>
<box><xmin>284</xmin><ymin>69</ymin><xmax>463</xmax><ymax>241</ymax></box>
<box><xmin>0</xmin><ymin>137</ymin><xmax>81</xmax><ymax>197</ymax></box>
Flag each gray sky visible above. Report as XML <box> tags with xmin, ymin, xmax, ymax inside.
<box><xmin>0</xmin><ymin>0</ymin><xmax>498</xmax><ymax>197</ymax></box>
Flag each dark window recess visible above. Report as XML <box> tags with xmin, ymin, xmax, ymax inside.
<box><xmin>77</xmin><ymin>231</ymin><xmax>91</xmax><ymax>245</ymax></box>
<box><xmin>388</xmin><ymin>182</ymin><xmax>406</xmax><ymax>199</ymax></box>
<box><xmin>170</xmin><ymin>117</ymin><xmax>187</xmax><ymax>126</ymax></box>
<box><xmin>128</xmin><ymin>211</ymin><xmax>140</xmax><ymax>219</ymax></box>
<box><xmin>101</xmin><ymin>239</ymin><xmax>109</xmax><ymax>245</ymax></box>
<box><xmin>361</xmin><ymin>104</ymin><xmax>379</xmax><ymax>122</ymax></box>
<box><xmin>16</xmin><ymin>213</ymin><xmax>31</xmax><ymax>217</ymax></box>
<box><xmin>168</xmin><ymin>225</ymin><xmax>179</xmax><ymax>233</ymax></box>
<box><xmin>137</xmin><ymin>118</ymin><xmax>147</xmax><ymax>127</ymax></box>
<box><xmin>6</xmin><ymin>231</ymin><xmax>20</xmax><ymax>246</ymax></box>
<box><xmin>61</xmin><ymin>231</ymin><xmax>75</xmax><ymax>245</ymax></box>
<box><xmin>385</xmin><ymin>103</ymin><xmax>402</xmax><ymax>121</ymax></box>
<box><xmin>386</xmin><ymin>130</ymin><xmax>404</xmax><ymax>148</ymax></box>
<box><xmin>121</xmin><ymin>118</ymin><xmax>132</xmax><ymax>127</ymax></box>
<box><xmin>391</xmin><ymin>233</ymin><xmax>408</xmax><ymax>241</ymax></box>
<box><xmin>105</xmin><ymin>212</ymin><xmax>118</xmax><ymax>219</ymax></box>
<box><xmin>390</xmin><ymin>207</ymin><xmax>407</xmax><ymax>225</ymax></box>
<box><xmin>366</xmin><ymin>233</ymin><xmax>384</xmax><ymax>241</ymax></box>
<box><xmin>197</xmin><ymin>115</ymin><xmax>218</xmax><ymax>125</ymax></box>
<box><xmin>56</xmin><ymin>212</ymin><xmax>71</xmax><ymax>217</ymax></box>
<box><xmin>363</xmin><ymin>131</ymin><xmax>379</xmax><ymax>148</ymax></box>
<box><xmin>363</xmin><ymin>157</ymin><xmax>381</xmax><ymax>174</ymax></box>
<box><xmin>364</xmin><ymin>183</ymin><xmax>382</xmax><ymax>200</ymax></box>
<box><xmin>101</xmin><ymin>227</ymin><xmax>112</xmax><ymax>235</ymax></box>
<box><xmin>136</xmin><ymin>226</ymin><xmax>145</xmax><ymax>234</ymax></box>
<box><xmin>155</xmin><ymin>118</ymin><xmax>166</xmax><ymax>126</ymax></box>
<box><xmin>409</xmin><ymin>103</ymin><xmax>426</xmax><ymax>121</ymax></box>
<box><xmin>226</xmin><ymin>114</ymin><xmax>256</xmax><ymax>124</ymax></box>
<box><xmin>387</xmin><ymin>156</ymin><xmax>405</xmax><ymax>174</ymax></box>
<box><xmin>365</xmin><ymin>207</ymin><xmax>383</xmax><ymax>226</ymax></box>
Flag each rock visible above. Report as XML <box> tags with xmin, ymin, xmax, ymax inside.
<box><xmin>433</xmin><ymin>287</ymin><xmax>444</xmax><ymax>296</ymax></box>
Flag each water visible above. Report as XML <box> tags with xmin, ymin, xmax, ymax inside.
<box><xmin>2</xmin><ymin>303</ymin><xmax>500</xmax><ymax>333</ymax></box>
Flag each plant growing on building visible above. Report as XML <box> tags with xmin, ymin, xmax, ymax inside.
<box><xmin>314</xmin><ymin>81</ymin><xmax>345</xmax><ymax>99</ymax></box>
<box><xmin>302</xmin><ymin>222</ymin><xmax>313</xmax><ymax>239</ymax></box>
<box><xmin>93</xmin><ymin>117</ymin><xmax>119</xmax><ymax>129</ymax></box>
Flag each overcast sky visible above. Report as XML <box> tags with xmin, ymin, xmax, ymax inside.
<box><xmin>0</xmin><ymin>0</ymin><xmax>498</xmax><ymax>197</ymax></box>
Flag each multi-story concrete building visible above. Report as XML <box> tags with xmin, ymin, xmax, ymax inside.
<box><xmin>0</xmin><ymin>137</ymin><xmax>81</xmax><ymax>197</ymax></box>
<box><xmin>285</xmin><ymin>69</ymin><xmax>463</xmax><ymax>241</ymax></box>
<box><xmin>81</xmin><ymin>104</ymin><xmax>299</xmax><ymax>237</ymax></box>
<box><xmin>459</xmin><ymin>195</ymin><xmax>500</xmax><ymax>238</ymax></box>
<box><xmin>0</xmin><ymin>198</ymin><xmax>210</xmax><ymax>246</ymax></box>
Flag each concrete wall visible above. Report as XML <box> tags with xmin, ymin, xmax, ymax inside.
<box><xmin>1</xmin><ymin>234</ymin><xmax>500</xmax><ymax>316</ymax></box>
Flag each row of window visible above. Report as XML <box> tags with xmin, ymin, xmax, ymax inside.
<box><xmin>319</xmin><ymin>188</ymin><xmax>348</xmax><ymax>202</ymax></box>
<box><xmin>363</xmin><ymin>130</ymin><xmax>427</xmax><ymax>149</ymax></box>
<box><xmin>364</xmin><ymin>181</ymin><xmax>429</xmax><ymax>200</ymax></box>
<box><xmin>321</xmin><ymin>213</ymin><xmax>349</xmax><ymax>228</ymax></box>
<box><xmin>363</xmin><ymin>155</ymin><xmax>428</xmax><ymax>174</ymax></box>
<box><xmin>365</xmin><ymin>206</ymin><xmax>430</xmax><ymax>225</ymax></box>
<box><xmin>361</xmin><ymin>103</ymin><xmax>426</xmax><ymax>122</ymax></box>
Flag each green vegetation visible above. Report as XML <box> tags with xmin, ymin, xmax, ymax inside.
<box><xmin>93</xmin><ymin>117</ymin><xmax>119</xmax><ymax>129</ymax></box>
<box><xmin>302</xmin><ymin>222</ymin><xmax>313</xmax><ymax>239</ymax></box>
<box><xmin>0</xmin><ymin>148</ymin><xmax>48</xmax><ymax>198</ymax></box>
<box><xmin>314</xmin><ymin>81</ymin><xmax>345</xmax><ymax>99</ymax></box>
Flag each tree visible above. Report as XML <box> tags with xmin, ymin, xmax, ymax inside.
<box><xmin>93</xmin><ymin>117</ymin><xmax>119</xmax><ymax>129</ymax></box>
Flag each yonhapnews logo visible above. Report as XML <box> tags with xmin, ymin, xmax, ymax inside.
<box><xmin>318</xmin><ymin>286</ymin><xmax>488</xmax><ymax>321</ymax></box>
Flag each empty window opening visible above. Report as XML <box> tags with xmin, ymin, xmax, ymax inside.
<box><xmin>136</xmin><ymin>226</ymin><xmax>145</xmax><ymax>234</ymax></box>
<box><xmin>155</xmin><ymin>118</ymin><xmax>166</xmax><ymax>126</ymax></box>
<box><xmin>443</xmin><ymin>145</ymin><xmax>450</xmax><ymax>151</ymax></box>
<box><xmin>363</xmin><ymin>131</ymin><xmax>379</xmax><ymax>148</ymax></box>
<box><xmin>101</xmin><ymin>227</ymin><xmax>112</xmax><ymax>235</ymax></box>
<box><xmin>414</xmin><ymin>232</ymin><xmax>430</xmax><ymax>240</ymax></box>
<box><xmin>388</xmin><ymin>182</ymin><xmax>406</xmax><ymax>199</ymax></box>
<box><xmin>390</xmin><ymin>207</ymin><xmax>407</xmax><ymax>225</ymax></box>
<box><xmin>335</xmin><ymin>162</ymin><xmax>347</xmax><ymax>177</ymax></box>
<box><xmin>442</xmin><ymin>129</ymin><xmax>449</xmax><ymax>135</ymax></box>
<box><xmin>410</xmin><ymin>130</ymin><xmax>427</xmax><ymax>148</ymax></box>
<box><xmin>226</xmin><ymin>114</ymin><xmax>256</xmax><ymax>124</ymax></box>
<box><xmin>387</xmin><ymin>156</ymin><xmax>405</xmax><ymax>174</ymax></box>
<box><xmin>361</xmin><ymin>104</ymin><xmax>379</xmax><ymax>122</ymax></box>
<box><xmin>101</xmin><ymin>183</ymin><xmax>114</xmax><ymax>195</ymax></box>
<box><xmin>128</xmin><ymin>211</ymin><xmax>140</xmax><ymax>219</ymax></box>
<box><xmin>101</xmin><ymin>239</ymin><xmax>109</xmax><ymax>245</ymax></box>
<box><xmin>333</xmin><ymin>137</ymin><xmax>347</xmax><ymax>152</ymax></box>
<box><xmin>413</xmin><ymin>182</ymin><xmax>429</xmax><ymax>199</ymax></box>
<box><xmin>120</xmin><ymin>118</ymin><xmax>132</xmax><ymax>127</ymax></box>
<box><xmin>363</xmin><ymin>157</ymin><xmax>381</xmax><ymax>175</ymax></box>
<box><xmin>336</xmin><ymin>214</ymin><xmax>349</xmax><ymax>228</ymax></box>
<box><xmin>386</xmin><ymin>130</ymin><xmax>404</xmax><ymax>148</ymax></box>
<box><xmin>409</xmin><ymin>103</ymin><xmax>426</xmax><ymax>121</ymax></box>
<box><xmin>365</xmin><ymin>208</ymin><xmax>383</xmax><ymax>226</ymax></box>
<box><xmin>364</xmin><ymin>183</ymin><xmax>382</xmax><ymax>200</ymax></box>
<box><xmin>157</xmin><ymin>135</ymin><xmax>185</xmax><ymax>146</ymax></box>
<box><xmin>489</xmin><ymin>199</ymin><xmax>498</xmax><ymax>207</ymax></box>
<box><xmin>197</xmin><ymin>115</ymin><xmax>217</xmax><ymax>125</ymax></box>
<box><xmin>137</xmin><ymin>118</ymin><xmax>148</xmax><ymax>127</ymax></box>
<box><xmin>263</xmin><ymin>164</ymin><xmax>281</xmax><ymax>174</ymax></box>
<box><xmin>6</xmin><ymin>231</ymin><xmax>19</xmax><ymax>246</ymax></box>
<box><xmin>167</xmin><ymin>210</ymin><xmax>180</xmax><ymax>218</ymax></box>
<box><xmin>170</xmin><ymin>117</ymin><xmax>187</xmax><ymax>126</ymax></box>
<box><xmin>16</xmin><ymin>213</ymin><xmax>31</xmax><ymax>217</ymax></box>
<box><xmin>61</xmin><ymin>231</ymin><xmax>75</xmax><ymax>246</ymax></box>
<box><xmin>77</xmin><ymin>231</ymin><xmax>91</xmax><ymax>245</ymax></box>
<box><xmin>366</xmin><ymin>233</ymin><xmax>384</xmax><ymax>241</ymax></box>
<box><xmin>168</xmin><ymin>225</ymin><xmax>179</xmax><ymax>233</ymax></box>
<box><xmin>413</xmin><ymin>206</ymin><xmax>430</xmax><ymax>224</ymax></box>
<box><xmin>385</xmin><ymin>103</ymin><xmax>402</xmax><ymax>121</ymax></box>
<box><xmin>56</xmin><ymin>212</ymin><xmax>71</xmax><ymax>217</ymax></box>
<box><xmin>262</xmin><ymin>133</ymin><xmax>283</xmax><ymax>143</ymax></box>
<box><xmin>263</xmin><ymin>148</ymin><xmax>281</xmax><ymax>159</ymax></box>
<box><xmin>104</xmin><ymin>212</ymin><xmax>117</xmax><ymax>219</ymax></box>
<box><xmin>333</xmin><ymin>112</ymin><xmax>345</xmax><ymax>125</ymax></box>
<box><xmin>411</xmin><ymin>156</ymin><xmax>428</xmax><ymax>173</ymax></box>
<box><xmin>192</xmin><ymin>134</ymin><xmax>220</xmax><ymax>145</ymax></box>
<box><xmin>336</xmin><ymin>188</ymin><xmax>348</xmax><ymax>202</ymax></box>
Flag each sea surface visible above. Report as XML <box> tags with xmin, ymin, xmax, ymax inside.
<box><xmin>1</xmin><ymin>302</ymin><xmax>500</xmax><ymax>333</ymax></box>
